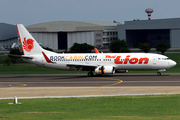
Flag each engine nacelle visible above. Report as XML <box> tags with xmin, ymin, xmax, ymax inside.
<box><xmin>115</xmin><ymin>70</ymin><xmax>128</xmax><ymax>73</ymax></box>
<box><xmin>95</xmin><ymin>66</ymin><xmax>115</xmax><ymax>74</ymax></box>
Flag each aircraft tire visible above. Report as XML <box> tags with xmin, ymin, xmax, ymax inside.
<box><xmin>157</xmin><ymin>72</ymin><xmax>161</xmax><ymax>76</ymax></box>
<box><xmin>87</xmin><ymin>72</ymin><xmax>94</xmax><ymax>77</ymax></box>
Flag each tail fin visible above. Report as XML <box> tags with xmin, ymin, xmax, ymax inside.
<box><xmin>16</xmin><ymin>24</ymin><xmax>42</xmax><ymax>55</ymax></box>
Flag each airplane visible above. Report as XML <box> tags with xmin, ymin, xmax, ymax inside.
<box><xmin>16</xmin><ymin>24</ymin><xmax>176</xmax><ymax>76</ymax></box>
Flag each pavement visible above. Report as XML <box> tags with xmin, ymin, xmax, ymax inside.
<box><xmin>0</xmin><ymin>74</ymin><xmax>180</xmax><ymax>99</ymax></box>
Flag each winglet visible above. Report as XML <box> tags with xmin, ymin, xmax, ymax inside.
<box><xmin>94</xmin><ymin>48</ymin><xmax>99</xmax><ymax>53</ymax></box>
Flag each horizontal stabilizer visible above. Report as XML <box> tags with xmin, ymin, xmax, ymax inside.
<box><xmin>8</xmin><ymin>54</ymin><xmax>33</xmax><ymax>59</ymax></box>
<box><xmin>8</xmin><ymin>54</ymin><xmax>22</xmax><ymax>58</ymax></box>
<box><xmin>21</xmin><ymin>55</ymin><xmax>33</xmax><ymax>59</ymax></box>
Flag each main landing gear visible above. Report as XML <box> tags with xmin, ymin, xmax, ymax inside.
<box><xmin>87</xmin><ymin>71</ymin><xmax>94</xmax><ymax>77</ymax></box>
<box><xmin>157</xmin><ymin>69</ymin><xmax>166</xmax><ymax>76</ymax></box>
<box><xmin>157</xmin><ymin>72</ymin><xmax>161</xmax><ymax>76</ymax></box>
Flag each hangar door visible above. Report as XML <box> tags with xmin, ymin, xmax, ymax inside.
<box><xmin>58</xmin><ymin>32</ymin><xmax>67</xmax><ymax>49</ymax></box>
<box><xmin>126</xmin><ymin>29</ymin><xmax>170</xmax><ymax>48</ymax></box>
<box><xmin>31</xmin><ymin>32</ymin><xmax>58</xmax><ymax>50</ymax></box>
<box><xmin>67</xmin><ymin>32</ymin><xmax>94</xmax><ymax>49</ymax></box>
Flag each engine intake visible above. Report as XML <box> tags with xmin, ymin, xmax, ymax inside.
<box><xmin>95</xmin><ymin>66</ymin><xmax>115</xmax><ymax>74</ymax></box>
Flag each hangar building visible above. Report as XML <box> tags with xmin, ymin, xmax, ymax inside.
<box><xmin>26</xmin><ymin>21</ymin><xmax>118</xmax><ymax>50</ymax></box>
<box><xmin>0</xmin><ymin>23</ymin><xmax>18</xmax><ymax>50</ymax></box>
<box><xmin>118</xmin><ymin>18</ymin><xmax>180</xmax><ymax>48</ymax></box>
<box><xmin>2</xmin><ymin>18</ymin><xmax>180</xmax><ymax>50</ymax></box>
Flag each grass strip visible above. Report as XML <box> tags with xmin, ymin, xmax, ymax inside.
<box><xmin>1</xmin><ymin>95</ymin><xmax>180</xmax><ymax>120</ymax></box>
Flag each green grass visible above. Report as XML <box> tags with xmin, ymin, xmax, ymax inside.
<box><xmin>1</xmin><ymin>95</ymin><xmax>180</xmax><ymax>120</ymax></box>
<box><xmin>161</xmin><ymin>53</ymin><xmax>180</xmax><ymax>73</ymax></box>
<box><xmin>0</xmin><ymin>53</ymin><xmax>179</xmax><ymax>75</ymax></box>
<box><xmin>0</xmin><ymin>63</ymin><xmax>88</xmax><ymax>75</ymax></box>
<box><xmin>0</xmin><ymin>56</ymin><xmax>88</xmax><ymax>74</ymax></box>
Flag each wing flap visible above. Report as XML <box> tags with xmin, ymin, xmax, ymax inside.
<box><xmin>66</xmin><ymin>63</ymin><xmax>98</xmax><ymax>71</ymax></box>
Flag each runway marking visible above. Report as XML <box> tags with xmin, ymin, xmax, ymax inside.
<box><xmin>0</xmin><ymin>78</ymin><xmax>123</xmax><ymax>88</ymax></box>
<box><xmin>95</xmin><ymin>78</ymin><xmax>123</xmax><ymax>88</ymax></box>
<box><xmin>123</xmin><ymin>81</ymin><xmax>180</xmax><ymax>83</ymax></box>
<box><xmin>10</xmin><ymin>83</ymin><xmax>27</xmax><ymax>88</ymax></box>
<box><xmin>1</xmin><ymin>81</ymin><xmax>180</xmax><ymax>84</ymax></box>
<box><xmin>0</xmin><ymin>81</ymin><xmax>115</xmax><ymax>84</ymax></box>
<box><xmin>0</xmin><ymin>83</ymin><xmax>27</xmax><ymax>88</ymax></box>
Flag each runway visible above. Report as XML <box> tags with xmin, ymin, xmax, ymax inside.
<box><xmin>1</xmin><ymin>74</ymin><xmax>180</xmax><ymax>98</ymax></box>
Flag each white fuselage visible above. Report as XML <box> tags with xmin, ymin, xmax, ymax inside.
<box><xmin>23</xmin><ymin>52</ymin><xmax>176</xmax><ymax>71</ymax></box>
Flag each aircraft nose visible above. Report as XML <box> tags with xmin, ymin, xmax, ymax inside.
<box><xmin>169</xmin><ymin>60</ymin><xmax>177</xmax><ymax>67</ymax></box>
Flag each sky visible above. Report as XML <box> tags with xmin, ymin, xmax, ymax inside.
<box><xmin>1</xmin><ymin>0</ymin><xmax>180</xmax><ymax>26</ymax></box>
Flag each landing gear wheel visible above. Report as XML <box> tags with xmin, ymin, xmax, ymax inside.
<box><xmin>157</xmin><ymin>72</ymin><xmax>161</xmax><ymax>76</ymax></box>
<box><xmin>87</xmin><ymin>72</ymin><xmax>94</xmax><ymax>77</ymax></box>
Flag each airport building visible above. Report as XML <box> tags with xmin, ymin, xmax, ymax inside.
<box><xmin>1</xmin><ymin>18</ymin><xmax>180</xmax><ymax>50</ymax></box>
<box><xmin>0</xmin><ymin>23</ymin><xmax>18</xmax><ymax>50</ymax></box>
<box><xmin>118</xmin><ymin>18</ymin><xmax>180</xmax><ymax>48</ymax></box>
<box><xmin>0</xmin><ymin>21</ymin><xmax>118</xmax><ymax>50</ymax></box>
<box><xmin>26</xmin><ymin>21</ymin><xmax>118</xmax><ymax>50</ymax></box>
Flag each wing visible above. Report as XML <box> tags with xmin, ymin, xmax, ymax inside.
<box><xmin>66</xmin><ymin>63</ymin><xmax>98</xmax><ymax>71</ymax></box>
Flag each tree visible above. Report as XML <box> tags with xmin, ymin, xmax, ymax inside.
<box><xmin>9</xmin><ymin>48</ymin><xmax>21</xmax><ymax>55</ymax></box>
<box><xmin>4</xmin><ymin>57</ymin><xmax>12</xmax><ymax>66</ymax></box>
<box><xmin>69</xmin><ymin>43</ymin><xmax>94</xmax><ymax>53</ymax></box>
<box><xmin>155</xmin><ymin>42</ymin><xmax>170</xmax><ymax>55</ymax></box>
<box><xmin>138</xmin><ymin>43</ymin><xmax>151</xmax><ymax>53</ymax></box>
<box><xmin>8</xmin><ymin>48</ymin><xmax>22</xmax><ymax>64</ymax></box>
<box><xmin>109</xmin><ymin>39</ymin><xmax>130</xmax><ymax>53</ymax></box>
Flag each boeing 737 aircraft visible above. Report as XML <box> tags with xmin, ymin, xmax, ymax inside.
<box><xmin>16</xmin><ymin>24</ymin><xmax>176</xmax><ymax>76</ymax></box>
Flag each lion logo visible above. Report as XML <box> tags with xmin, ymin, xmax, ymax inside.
<box><xmin>23</xmin><ymin>38</ymin><xmax>34</xmax><ymax>52</ymax></box>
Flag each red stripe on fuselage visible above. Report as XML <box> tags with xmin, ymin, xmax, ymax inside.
<box><xmin>42</xmin><ymin>51</ymin><xmax>54</xmax><ymax>63</ymax></box>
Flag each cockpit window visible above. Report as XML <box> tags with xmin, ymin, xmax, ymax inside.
<box><xmin>162</xmin><ymin>58</ymin><xmax>169</xmax><ymax>60</ymax></box>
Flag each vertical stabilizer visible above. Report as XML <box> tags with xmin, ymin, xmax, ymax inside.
<box><xmin>16</xmin><ymin>24</ymin><xmax>42</xmax><ymax>55</ymax></box>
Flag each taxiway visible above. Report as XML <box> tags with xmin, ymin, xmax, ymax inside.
<box><xmin>0</xmin><ymin>74</ymin><xmax>180</xmax><ymax>98</ymax></box>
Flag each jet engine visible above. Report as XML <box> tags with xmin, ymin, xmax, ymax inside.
<box><xmin>95</xmin><ymin>66</ymin><xmax>115</xmax><ymax>74</ymax></box>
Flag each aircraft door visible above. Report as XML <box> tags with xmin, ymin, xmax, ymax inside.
<box><xmin>41</xmin><ymin>57</ymin><xmax>45</xmax><ymax>66</ymax></box>
<box><xmin>153</xmin><ymin>56</ymin><xmax>156</xmax><ymax>65</ymax></box>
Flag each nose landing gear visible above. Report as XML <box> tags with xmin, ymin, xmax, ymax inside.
<box><xmin>157</xmin><ymin>69</ymin><xmax>166</xmax><ymax>76</ymax></box>
<box><xmin>157</xmin><ymin>72</ymin><xmax>161</xmax><ymax>76</ymax></box>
